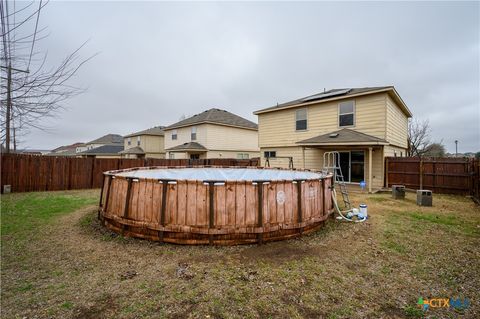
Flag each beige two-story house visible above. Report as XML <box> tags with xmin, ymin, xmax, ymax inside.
<box><xmin>164</xmin><ymin>108</ymin><xmax>259</xmax><ymax>159</ymax></box>
<box><xmin>120</xmin><ymin>126</ymin><xmax>166</xmax><ymax>159</ymax></box>
<box><xmin>254</xmin><ymin>86</ymin><xmax>413</xmax><ymax>192</ymax></box>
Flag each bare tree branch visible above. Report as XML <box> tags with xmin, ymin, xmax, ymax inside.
<box><xmin>1</xmin><ymin>0</ymin><xmax>95</xmax><ymax>152</ymax></box>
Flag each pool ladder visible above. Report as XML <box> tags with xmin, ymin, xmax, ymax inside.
<box><xmin>322</xmin><ymin>151</ymin><xmax>351</xmax><ymax>211</ymax></box>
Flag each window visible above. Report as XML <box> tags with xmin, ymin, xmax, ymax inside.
<box><xmin>191</xmin><ymin>127</ymin><xmax>197</xmax><ymax>140</ymax></box>
<box><xmin>339</xmin><ymin>100</ymin><xmax>355</xmax><ymax>127</ymax></box>
<box><xmin>264</xmin><ymin>151</ymin><xmax>276</xmax><ymax>158</ymax></box>
<box><xmin>295</xmin><ymin>108</ymin><xmax>307</xmax><ymax>131</ymax></box>
<box><xmin>169</xmin><ymin>153</ymin><xmax>175</xmax><ymax>159</ymax></box>
<box><xmin>127</xmin><ymin>138</ymin><xmax>131</xmax><ymax>146</ymax></box>
<box><xmin>137</xmin><ymin>136</ymin><xmax>141</xmax><ymax>146</ymax></box>
<box><xmin>172</xmin><ymin>130</ymin><xmax>177</xmax><ymax>140</ymax></box>
<box><xmin>237</xmin><ymin>153</ymin><xmax>249</xmax><ymax>159</ymax></box>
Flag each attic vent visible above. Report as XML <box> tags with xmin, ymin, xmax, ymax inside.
<box><xmin>329</xmin><ymin>133</ymin><xmax>339</xmax><ymax>138</ymax></box>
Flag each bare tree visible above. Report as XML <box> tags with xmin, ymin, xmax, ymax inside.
<box><xmin>1</xmin><ymin>0</ymin><xmax>95</xmax><ymax>152</ymax></box>
<box><xmin>423</xmin><ymin>142</ymin><xmax>446</xmax><ymax>157</ymax></box>
<box><xmin>407</xmin><ymin>118</ymin><xmax>431</xmax><ymax>157</ymax></box>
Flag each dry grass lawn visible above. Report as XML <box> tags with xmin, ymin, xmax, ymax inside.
<box><xmin>1</xmin><ymin>189</ymin><xmax>479</xmax><ymax>318</ymax></box>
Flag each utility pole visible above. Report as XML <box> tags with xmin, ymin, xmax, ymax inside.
<box><xmin>455</xmin><ymin>140</ymin><xmax>458</xmax><ymax>157</ymax></box>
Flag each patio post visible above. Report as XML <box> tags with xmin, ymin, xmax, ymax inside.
<box><xmin>368</xmin><ymin>147</ymin><xmax>373</xmax><ymax>193</ymax></box>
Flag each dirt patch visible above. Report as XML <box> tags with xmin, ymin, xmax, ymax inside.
<box><xmin>238</xmin><ymin>240</ymin><xmax>315</xmax><ymax>263</ymax></box>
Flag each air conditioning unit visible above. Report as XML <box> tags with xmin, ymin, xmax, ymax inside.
<box><xmin>416</xmin><ymin>190</ymin><xmax>433</xmax><ymax>206</ymax></box>
<box><xmin>392</xmin><ymin>185</ymin><xmax>405</xmax><ymax>199</ymax></box>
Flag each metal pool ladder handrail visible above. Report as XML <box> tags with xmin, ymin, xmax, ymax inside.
<box><xmin>323</xmin><ymin>151</ymin><xmax>351</xmax><ymax>211</ymax></box>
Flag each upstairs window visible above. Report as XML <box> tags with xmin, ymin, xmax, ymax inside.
<box><xmin>127</xmin><ymin>138</ymin><xmax>131</xmax><ymax>146</ymax></box>
<box><xmin>339</xmin><ymin>101</ymin><xmax>355</xmax><ymax>127</ymax></box>
<box><xmin>295</xmin><ymin>108</ymin><xmax>307</xmax><ymax>131</ymax></box>
<box><xmin>191</xmin><ymin>127</ymin><xmax>197</xmax><ymax>140</ymax></box>
<box><xmin>172</xmin><ymin>130</ymin><xmax>177</xmax><ymax>140</ymax></box>
<box><xmin>137</xmin><ymin>136</ymin><xmax>141</xmax><ymax>146</ymax></box>
<box><xmin>264</xmin><ymin>151</ymin><xmax>276</xmax><ymax>158</ymax></box>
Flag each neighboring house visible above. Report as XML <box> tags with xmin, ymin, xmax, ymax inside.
<box><xmin>84</xmin><ymin>134</ymin><xmax>123</xmax><ymax>151</ymax></box>
<box><xmin>253</xmin><ymin>86</ymin><xmax>413</xmax><ymax>192</ymax></box>
<box><xmin>163</xmin><ymin>108</ymin><xmax>259</xmax><ymax>160</ymax></box>
<box><xmin>77</xmin><ymin>144</ymin><xmax>124</xmax><ymax>158</ymax></box>
<box><xmin>120</xmin><ymin>126</ymin><xmax>166</xmax><ymax>159</ymax></box>
<box><xmin>49</xmin><ymin>142</ymin><xmax>85</xmax><ymax>156</ymax></box>
<box><xmin>75</xmin><ymin>143</ymin><xmax>87</xmax><ymax>153</ymax></box>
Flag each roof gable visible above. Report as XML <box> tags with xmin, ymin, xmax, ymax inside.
<box><xmin>165</xmin><ymin>108</ymin><xmax>258</xmax><ymax>131</ymax></box>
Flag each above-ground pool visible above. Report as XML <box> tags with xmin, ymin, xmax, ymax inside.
<box><xmin>98</xmin><ymin>166</ymin><xmax>334</xmax><ymax>245</ymax></box>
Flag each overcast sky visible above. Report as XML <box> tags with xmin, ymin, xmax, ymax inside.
<box><xmin>16</xmin><ymin>1</ymin><xmax>480</xmax><ymax>153</ymax></box>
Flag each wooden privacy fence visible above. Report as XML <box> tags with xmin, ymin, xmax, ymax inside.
<box><xmin>0</xmin><ymin>154</ymin><xmax>259</xmax><ymax>193</ymax></box>
<box><xmin>385</xmin><ymin>157</ymin><xmax>479</xmax><ymax>196</ymax></box>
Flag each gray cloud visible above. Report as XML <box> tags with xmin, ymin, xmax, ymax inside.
<box><xmin>19</xmin><ymin>1</ymin><xmax>479</xmax><ymax>153</ymax></box>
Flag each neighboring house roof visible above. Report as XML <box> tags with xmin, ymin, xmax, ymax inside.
<box><xmin>165</xmin><ymin>108</ymin><xmax>258</xmax><ymax>131</ymax></box>
<box><xmin>166</xmin><ymin>142</ymin><xmax>208</xmax><ymax>152</ymax></box>
<box><xmin>124</xmin><ymin>126</ymin><xmax>166</xmax><ymax>138</ymax></box>
<box><xmin>119</xmin><ymin>146</ymin><xmax>145</xmax><ymax>155</ymax></box>
<box><xmin>51</xmin><ymin>142</ymin><xmax>85</xmax><ymax>153</ymax></box>
<box><xmin>79</xmin><ymin>144</ymin><xmax>124</xmax><ymax>155</ymax></box>
<box><xmin>86</xmin><ymin>134</ymin><xmax>123</xmax><ymax>145</ymax></box>
<box><xmin>254</xmin><ymin>86</ymin><xmax>412</xmax><ymax>117</ymax></box>
<box><xmin>296</xmin><ymin>128</ymin><xmax>389</xmax><ymax>146</ymax></box>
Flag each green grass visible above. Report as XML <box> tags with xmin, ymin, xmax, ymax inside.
<box><xmin>404</xmin><ymin>305</ymin><xmax>424</xmax><ymax>318</ymax></box>
<box><xmin>1</xmin><ymin>190</ymin><xmax>98</xmax><ymax>239</ymax></box>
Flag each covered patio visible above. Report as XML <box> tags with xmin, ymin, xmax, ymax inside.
<box><xmin>166</xmin><ymin>142</ymin><xmax>207</xmax><ymax>160</ymax></box>
<box><xmin>297</xmin><ymin>129</ymin><xmax>389</xmax><ymax>193</ymax></box>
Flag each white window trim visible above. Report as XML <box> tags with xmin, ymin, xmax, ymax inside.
<box><xmin>338</xmin><ymin>100</ymin><xmax>356</xmax><ymax>128</ymax></box>
<box><xmin>191</xmin><ymin>126</ymin><xmax>197</xmax><ymax>140</ymax></box>
<box><xmin>172</xmin><ymin>130</ymin><xmax>178</xmax><ymax>140</ymax></box>
<box><xmin>295</xmin><ymin>108</ymin><xmax>308</xmax><ymax>131</ymax></box>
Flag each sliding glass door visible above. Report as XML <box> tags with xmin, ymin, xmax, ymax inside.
<box><xmin>337</xmin><ymin>151</ymin><xmax>365</xmax><ymax>183</ymax></box>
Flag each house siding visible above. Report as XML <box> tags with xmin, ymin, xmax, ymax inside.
<box><xmin>386</xmin><ymin>95</ymin><xmax>409</xmax><ymax>149</ymax></box>
<box><xmin>164</xmin><ymin>123</ymin><xmax>259</xmax><ymax>159</ymax></box>
<box><xmin>123</xmin><ymin>135</ymin><xmax>166</xmax><ymax>158</ymax></box>
<box><xmin>204</xmin><ymin>124</ymin><xmax>258</xmax><ymax>152</ymax></box>
<box><xmin>164</xmin><ymin>124</ymin><xmax>208</xmax><ymax>150</ymax></box>
<box><xmin>258</xmin><ymin>93</ymin><xmax>388</xmax><ymax>148</ymax></box>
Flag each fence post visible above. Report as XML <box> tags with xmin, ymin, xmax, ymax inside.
<box><xmin>419</xmin><ymin>158</ymin><xmax>423</xmax><ymax>190</ymax></box>
<box><xmin>385</xmin><ymin>157</ymin><xmax>389</xmax><ymax>188</ymax></box>
<box><xmin>90</xmin><ymin>158</ymin><xmax>95</xmax><ymax>188</ymax></box>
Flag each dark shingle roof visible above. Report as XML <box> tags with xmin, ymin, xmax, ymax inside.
<box><xmin>166</xmin><ymin>142</ymin><xmax>207</xmax><ymax>151</ymax></box>
<box><xmin>124</xmin><ymin>126</ymin><xmax>166</xmax><ymax>138</ymax></box>
<box><xmin>254</xmin><ymin>86</ymin><xmax>394</xmax><ymax>114</ymax></box>
<box><xmin>296</xmin><ymin>129</ymin><xmax>388</xmax><ymax>145</ymax></box>
<box><xmin>87</xmin><ymin>134</ymin><xmax>123</xmax><ymax>145</ymax></box>
<box><xmin>165</xmin><ymin>108</ymin><xmax>258</xmax><ymax>130</ymax></box>
<box><xmin>119</xmin><ymin>146</ymin><xmax>145</xmax><ymax>155</ymax></box>
<box><xmin>79</xmin><ymin>144</ymin><xmax>124</xmax><ymax>155</ymax></box>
